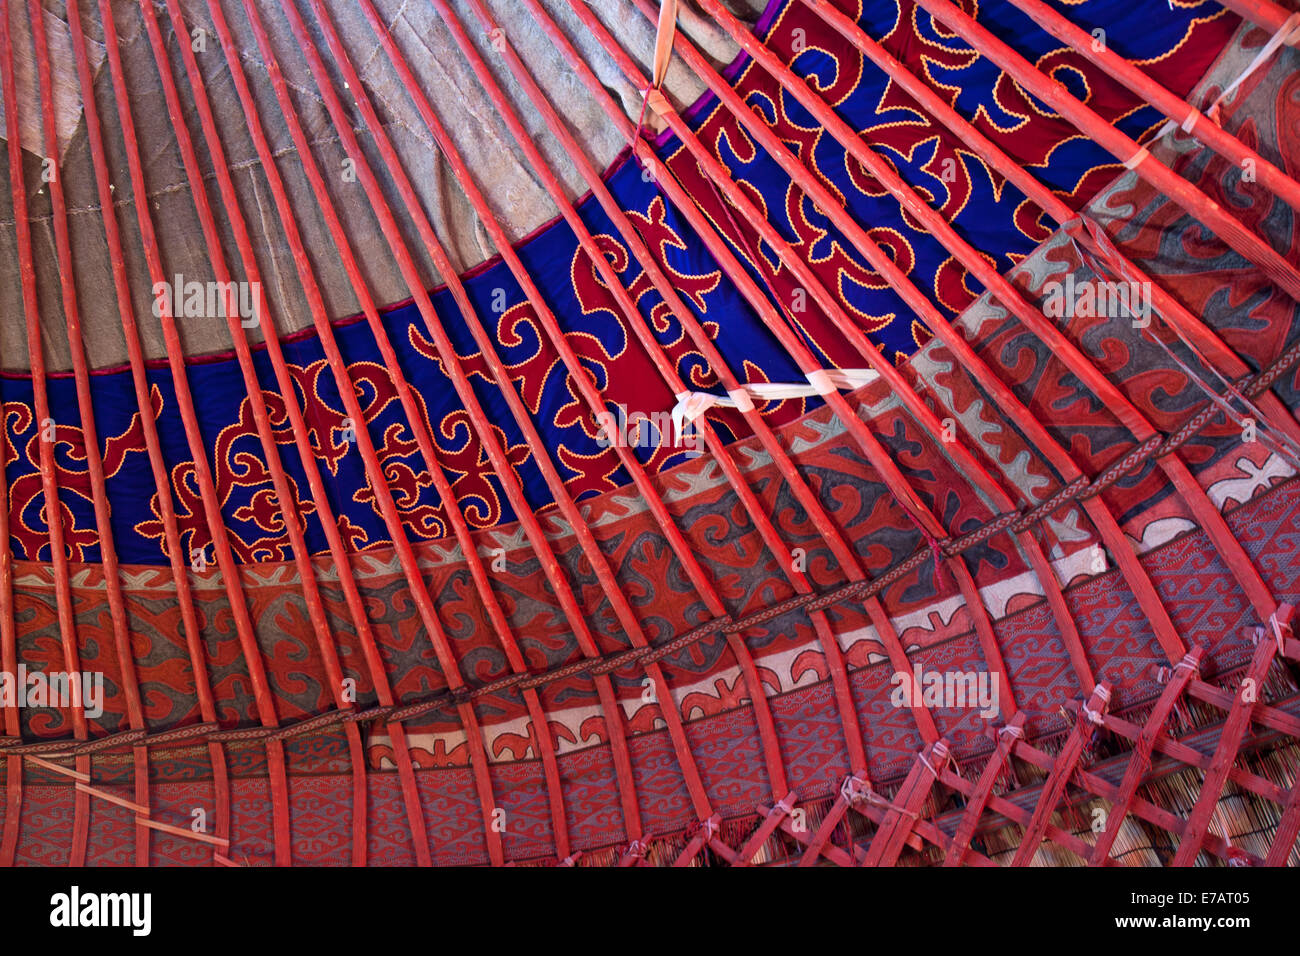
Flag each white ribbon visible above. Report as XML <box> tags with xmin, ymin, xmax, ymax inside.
<box><xmin>670</xmin><ymin>367</ymin><xmax>880</xmax><ymax>438</ymax></box>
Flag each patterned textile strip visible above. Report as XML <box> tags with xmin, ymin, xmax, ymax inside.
<box><xmin>1</xmin><ymin>0</ymin><xmax>93</xmax><ymax>866</ymax></box>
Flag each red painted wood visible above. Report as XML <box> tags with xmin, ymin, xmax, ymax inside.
<box><xmin>2</xmin><ymin>0</ymin><xmax>98</xmax><ymax>866</ymax></box>
<box><xmin>1011</xmin><ymin>683</ymin><xmax>1111</xmax><ymax>866</ymax></box>
<box><xmin>862</xmin><ymin>739</ymin><xmax>950</xmax><ymax>866</ymax></box>
<box><xmin>1172</xmin><ymin>627</ymin><xmax>1284</xmax><ymax>865</ymax></box>
<box><xmin>66</xmin><ymin>0</ymin><xmax>229</xmax><ymax>862</ymax></box>
<box><xmin>1009</xmin><ymin>0</ymin><xmax>1300</xmax><ymax>213</ymax></box>
<box><xmin>944</xmin><ymin>715</ymin><xmax>1027</xmax><ymax>866</ymax></box>
<box><xmin>1090</xmin><ymin>648</ymin><xmax>1205</xmax><ymax>864</ymax></box>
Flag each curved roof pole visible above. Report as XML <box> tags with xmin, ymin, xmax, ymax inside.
<box><xmin>795</xmin><ymin>0</ymin><xmax>1300</xmax><ymax>455</ymax></box>
<box><xmin>94</xmin><ymin>0</ymin><xmax>295</xmax><ymax>865</ymax></box>
<box><xmin>350</xmin><ymin>0</ymin><xmax>795</xmax><ymax>815</ymax></box>
<box><xmin>624</xmin><ymin>0</ymin><xmax>1274</xmax><ymax>656</ymax></box>
<box><xmin>65</xmin><ymin>0</ymin><xmax>230</xmax><ymax>864</ymax></box>
<box><xmin>0</xmin><ymin>10</ymin><xmax>19</xmax><ymax>862</ymax></box>
<box><xmin>441</xmin><ymin>0</ymin><xmax>1001</xmax><ymax>769</ymax></box>
<box><xmin>1006</xmin><ymin>0</ymin><xmax>1300</xmax><ymax>213</ymax></box>
<box><xmin>156</xmin><ymin>0</ymin><xmax>443</xmax><ymax>867</ymax></box>
<box><xmin>2</xmin><ymin>0</ymin><xmax>93</xmax><ymax>865</ymax></box>
<box><xmin>23</xmin><ymin>0</ymin><xmax>153</xmax><ymax>865</ymax></box>
<box><xmin>911</xmin><ymin>0</ymin><xmax>1300</xmax><ymax>303</ymax></box>
<box><xmin>294</xmin><ymin>0</ymin><xmax>726</xmax><ymax>855</ymax></box>
<box><xmin>1216</xmin><ymin>0</ymin><xmax>1300</xmax><ymax>35</ymax></box>
<box><xmin>581</xmin><ymin>0</ymin><xmax>1127</xmax><ymax>680</ymax></box>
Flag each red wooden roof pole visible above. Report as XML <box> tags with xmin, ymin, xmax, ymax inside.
<box><xmin>796</xmin><ymin>0</ymin><xmax>1300</xmax><ymax>449</ymax></box>
<box><xmin>1008</xmin><ymin>0</ymin><xmax>1300</xmax><ymax>212</ymax></box>
<box><xmin>25</xmin><ymin>0</ymin><xmax>153</xmax><ymax>866</ymax></box>
<box><xmin>306</xmin><ymin>0</ymin><xmax>729</xmax><ymax>846</ymax></box>
<box><xmin>282</xmin><ymin>0</ymin><xmax>566</xmax><ymax>867</ymax></box>
<box><xmin>220</xmin><ymin>0</ymin><xmax>553</xmax><ymax>866</ymax></box>
<box><xmin>281</xmin><ymin>0</ymin><xmax>654</xmax><ymax>852</ymax></box>
<box><xmin>205</xmin><ymin>0</ymin><xmax>460</xmax><ymax>868</ymax></box>
<box><xmin>429</xmin><ymin>0</ymin><xmax>904</xmax><ymax>776</ymax></box>
<box><xmin>2</xmin><ymin>0</ymin><xmax>93</xmax><ymax>866</ymax></box>
<box><xmin>95</xmin><ymin>0</ymin><xmax>294</xmax><ymax>866</ymax></box>
<box><xmin>942</xmin><ymin>714</ymin><xmax>1027</xmax><ymax>866</ymax></box>
<box><xmin>1218</xmin><ymin>0</ymin><xmax>1299</xmax><ymax>33</ymax></box>
<box><xmin>352</xmin><ymin>0</ymin><xmax>793</xmax><ymax>806</ymax></box>
<box><xmin>630</xmin><ymin>0</ymin><xmax>1275</xmax><ymax>671</ymax></box>
<box><xmin>448</xmin><ymin>0</ymin><xmax>952</xmax><ymax>752</ymax></box>
<box><xmin>66</xmin><ymin>0</ymin><xmax>229</xmax><ymax>864</ymax></box>
<box><xmin>0</xmin><ymin>135</ymin><xmax>18</xmax><ymax>866</ymax></box>
<box><xmin>1010</xmin><ymin>683</ymin><xmax>1112</xmax><ymax>866</ymax></box>
<box><xmin>611</xmin><ymin>0</ymin><xmax>1117</xmax><ymax>685</ymax></box>
<box><xmin>1089</xmin><ymin>646</ymin><xmax>1205</xmax><ymax>864</ymax></box>
<box><xmin>154</xmin><ymin>0</ymin><xmax>444</xmax><ymax>867</ymax></box>
<box><xmin>698</xmin><ymin>0</ymin><xmax>1280</xmax><ymax>632</ymax></box>
<box><xmin>913</xmin><ymin>0</ymin><xmax>1300</xmax><ymax>302</ymax></box>
<box><xmin>560</xmin><ymin>0</ymin><xmax>1039</xmax><ymax>721</ymax></box>
<box><xmin>1171</xmin><ymin>614</ymin><xmax>1288</xmax><ymax>865</ymax></box>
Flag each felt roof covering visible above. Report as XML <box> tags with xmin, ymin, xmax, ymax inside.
<box><xmin>0</xmin><ymin>0</ymin><xmax>1298</xmax><ymax>868</ymax></box>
